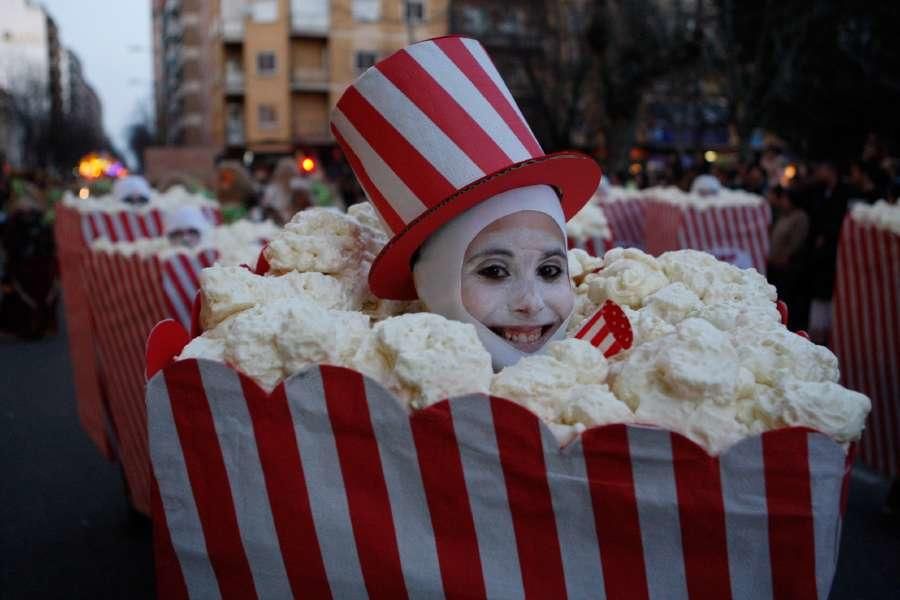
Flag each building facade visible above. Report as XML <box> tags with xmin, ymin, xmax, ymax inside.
<box><xmin>153</xmin><ymin>0</ymin><xmax>448</xmax><ymax>158</ymax></box>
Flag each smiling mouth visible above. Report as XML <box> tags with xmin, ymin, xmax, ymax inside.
<box><xmin>489</xmin><ymin>324</ymin><xmax>555</xmax><ymax>351</ymax></box>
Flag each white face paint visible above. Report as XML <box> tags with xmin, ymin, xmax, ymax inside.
<box><xmin>461</xmin><ymin>211</ymin><xmax>573</xmax><ymax>354</ymax></box>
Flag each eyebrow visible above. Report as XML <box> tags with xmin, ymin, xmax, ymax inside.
<box><xmin>466</xmin><ymin>247</ymin><xmax>566</xmax><ymax>262</ymax></box>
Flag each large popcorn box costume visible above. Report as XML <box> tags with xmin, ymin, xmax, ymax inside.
<box><xmin>54</xmin><ymin>197</ymin><xmax>221</xmax><ymax>512</ymax></box>
<box><xmin>147</xmin><ymin>325</ymin><xmax>853</xmax><ymax>600</ymax></box>
<box><xmin>833</xmin><ymin>214</ymin><xmax>900</xmax><ymax>477</ymax></box>
<box><xmin>83</xmin><ymin>247</ymin><xmax>219</xmax><ymax>514</ymax></box>
<box><xmin>642</xmin><ymin>191</ymin><xmax>771</xmax><ymax>273</ymax></box>
<box><xmin>597</xmin><ymin>190</ymin><xmax>647</xmax><ymax>250</ymax></box>
<box><xmin>147</xmin><ymin>36</ymin><xmax>856</xmax><ymax>599</ymax></box>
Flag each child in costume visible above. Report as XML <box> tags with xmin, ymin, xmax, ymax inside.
<box><xmin>331</xmin><ymin>35</ymin><xmax>601</xmax><ymax>368</ymax></box>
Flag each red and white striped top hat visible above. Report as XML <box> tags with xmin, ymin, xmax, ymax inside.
<box><xmin>331</xmin><ymin>35</ymin><xmax>601</xmax><ymax>300</ymax></box>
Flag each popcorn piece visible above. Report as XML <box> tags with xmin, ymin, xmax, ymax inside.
<box><xmin>264</xmin><ymin>208</ymin><xmax>379</xmax><ymax>276</ymax></box>
<box><xmin>741</xmin><ymin>381</ymin><xmax>870</xmax><ymax>443</ymax></box>
<box><xmin>566</xmin><ymin>202</ymin><xmax>612</xmax><ymax>241</ymax></box>
<box><xmin>353</xmin><ymin>313</ymin><xmax>492</xmax><ymax>409</ymax></box>
<box><xmin>178</xmin><ymin>334</ymin><xmax>226</xmax><ymax>362</ymax></box>
<box><xmin>200</xmin><ymin>265</ymin><xmax>352</xmax><ymax>329</ymax></box>
<box><xmin>567</xmin><ymin>248</ymin><xmax>603</xmax><ymax>286</ymax></box>
<box><xmin>491</xmin><ymin>338</ymin><xmax>632</xmax><ymax>428</ymax></box>
<box><xmin>851</xmin><ymin>200</ymin><xmax>900</xmax><ymax>235</ymax></box>
<box><xmin>585</xmin><ymin>247</ymin><xmax>669</xmax><ymax>309</ymax></box>
<box><xmin>221</xmin><ymin>298</ymin><xmax>370</xmax><ymax>391</ymax></box>
<box><xmin>731</xmin><ymin>325</ymin><xmax>840</xmax><ymax>386</ymax></box>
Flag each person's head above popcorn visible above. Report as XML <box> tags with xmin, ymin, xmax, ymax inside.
<box><xmin>331</xmin><ymin>36</ymin><xmax>600</xmax><ymax>368</ymax></box>
<box><xmin>164</xmin><ymin>205</ymin><xmax>211</xmax><ymax>248</ymax></box>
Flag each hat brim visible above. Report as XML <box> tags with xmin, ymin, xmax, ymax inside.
<box><xmin>369</xmin><ymin>151</ymin><xmax>601</xmax><ymax>300</ymax></box>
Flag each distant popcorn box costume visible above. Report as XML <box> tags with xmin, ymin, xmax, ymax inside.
<box><xmin>147</xmin><ymin>37</ymin><xmax>861</xmax><ymax>599</ymax></box>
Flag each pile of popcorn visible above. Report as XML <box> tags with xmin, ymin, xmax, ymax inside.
<box><xmin>851</xmin><ymin>200</ymin><xmax>900</xmax><ymax>235</ymax></box>
<box><xmin>180</xmin><ymin>207</ymin><xmax>870</xmax><ymax>455</ymax></box>
<box><xmin>91</xmin><ymin>219</ymin><xmax>281</xmax><ymax>266</ymax></box>
<box><xmin>63</xmin><ymin>185</ymin><xmax>218</xmax><ymax>214</ymax></box>
<box><xmin>565</xmin><ymin>202</ymin><xmax>612</xmax><ymax>241</ymax></box>
<box><xmin>642</xmin><ymin>186</ymin><xmax>764</xmax><ymax>210</ymax></box>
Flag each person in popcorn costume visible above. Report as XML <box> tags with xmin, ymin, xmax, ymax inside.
<box><xmin>332</xmin><ymin>35</ymin><xmax>600</xmax><ymax>369</ymax></box>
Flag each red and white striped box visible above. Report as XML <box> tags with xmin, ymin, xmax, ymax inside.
<box><xmin>82</xmin><ymin>248</ymin><xmax>218</xmax><ymax>514</ymax></box>
<box><xmin>147</xmin><ymin>323</ymin><xmax>854</xmax><ymax>600</ymax></box>
<box><xmin>642</xmin><ymin>200</ymin><xmax>771</xmax><ymax>273</ymax></box>
<box><xmin>832</xmin><ymin>216</ymin><xmax>900</xmax><ymax>478</ymax></box>
<box><xmin>598</xmin><ymin>198</ymin><xmax>647</xmax><ymax>250</ymax></box>
<box><xmin>77</xmin><ymin>205</ymin><xmax>222</xmax><ymax>243</ymax></box>
<box><xmin>54</xmin><ymin>205</ymin><xmax>112</xmax><ymax>458</ymax></box>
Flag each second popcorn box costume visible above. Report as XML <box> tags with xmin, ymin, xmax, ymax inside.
<box><xmin>147</xmin><ymin>37</ymin><xmax>861</xmax><ymax>599</ymax></box>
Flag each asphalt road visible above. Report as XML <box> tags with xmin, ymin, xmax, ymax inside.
<box><xmin>0</xmin><ymin>325</ymin><xmax>898</xmax><ymax>599</ymax></box>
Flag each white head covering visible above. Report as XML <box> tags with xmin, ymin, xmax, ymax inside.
<box><xmin>164</xmin><ymin>205</ymin><xmax>211</xmax><ymax>242</ymax></box>
<box><xmin>112</xmin><ymin>175</ymin><xmax>153</xmax><ymax>203</ymax></box>
<box><xmin>413</xmin><ymin>184</ymin><xmax>571</xmax><ymax>370</ymax></box>
<box><xmin>690</xmin><ymin>174</ymin><xmax>722</xmax><ymax>196</ymax></box>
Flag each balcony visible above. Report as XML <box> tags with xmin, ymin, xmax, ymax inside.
<box><xmin>291</xmin><ymin>69</ymin><xmax>329</xmax><ymax>93</ymax></box>
<box><xmin>290</xmin><ymin>21</ymin><xmax>328</xmax><ymax>38</ymax></box>
<box><xmin>225</xmin><ymin>72</ymin><xmax>244</xmax><ymax>95</ymax></box>
<box><xmin>222</xmin><ymin>19</ymin><xmax>244</xmax><ymax>42</ymax></box>
<box><xmin>226</xmin><ymin>120</ymin><xmax>245</xmax><ymax>146</ymax></box>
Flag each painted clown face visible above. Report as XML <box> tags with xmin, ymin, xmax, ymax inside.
<box><xmin>461</xmin><ymin>211</ymin><xmax>573</xmax><ymax>354</ymax></box>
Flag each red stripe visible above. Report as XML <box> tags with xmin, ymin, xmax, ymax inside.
<box><xmin>582</xmin><ymin>424</ymin><xmax>649</xmax><ymax>600</ymax></box>
<box><xmin>585</xmin><ymin>238</ymin><xmax>597</xmax><ymax>257</ymax></box>
<box><xmin>136</xmin><ymin>212</ymin><xmax>152</xmax><ymax>238</ymax></box>
<box><xmin>763</xmin><ymin>430</ymin><xmax>817</xmax><ymax>600</ymax></box>
<box><xmin>491</xmin><ymin>398</ymin><xmax>567</xmax><ymax>598</ymax></box>
<box><xmin>670</xmin><ymin>434</ymin><xmax>732</xmax><ymax>600</ymax></box>
<box><xmin>88</xmin><ymin>213</ymin><xmax>101</xmax><ymax>240</ymax></box>
<box><xmin>410</xmin><ymin>402</ymin><xmax>486</xmax><ymax>600</ymax></box>
<box><xmin>862</xmin><ymin>226</ymin><xmax>891</xmax><ymax>472</ymax></box>
<box><xmin>332</xmin><ymin>125</ymin><xmax>406</xmax><ymax>234</ymax></box>
<box><xmin>157</xmin><ymin>258</ymin><xmax>181</xmax><ymax>324</ymax></box>
<box><xmin>377</xmin><ymin>50</ymin><xmax>512</xmax><ymax>173</ymax></box>
<box><xmin>321</xmin><ymin>366</ymin><xmax>408</xmax><ymax>600</ymax></box>
<box><xmin>151</xmin><ymin>210</ymin><xmax>165</xmax><ymax>237</ymax></box>
<box><xmin>242</xmin><ymin>379</ymin><xmax>332</xmax><ymax>599</ymax></box>
<box><xmin>162</xmin><ymin>259</ymin><xmax>193</xmax><ymax>319</ymax></box>
<box><xmin>151</xmin><ymin>475</ymin><xmax>189</xmax><ymax>600</ymax></box>
<box><xmin>177</xmin><ymin>254</ymin><xmax>202</xmax><ymax>290</ymax></box>
<box><xmin>338</xmin><ymin>86</ymin><xmax>455</xmax><ymax>208</ymax></box>
<box><xmin>590</xmin><ymin>323</ymin><xmax>612</xmax><ymax>347</ymax></box>
<box><xmin>164</xmin><ymin>360</ymin><xmax>257</xmax><ymax>598</ymax></box>
<box><xmin>434</xmin><ymin>37</ymin><xmax>543</xmax><ymax>157</ymax></box>
<box><xmin>119</xmin><ymin>212</ymin><xmax>136</xmax><ymax>241</ymax></box>
<box><xmin>101</xmin><ymin>213</ymin><xmax>120</xmax><ymax>241</ymax></box>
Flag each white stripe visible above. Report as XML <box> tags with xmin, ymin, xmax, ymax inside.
<box><xmin>161</xmin><ymin>257</ymin><xmax>193</xmax><ymax>329</ymax></box>
<box><xmin>450</xmin><ymin>395</ymin><xmax>526</xmax><ymax>599</ymax></box>
<box><xmin>544</xmin><ymin>433</ymin><xmax>606</xmax><ymax>597</ymax></box>
<box><xmin>285</xmin><ymin>367</ymin><xmax>367</xmax><ymax>597</ymax></box>
<box><xmin>147</xmin><ymin>372</ymin><xmax>222</xmax><ymax>599</ymax></box>
<box><xmin>80</xmin><ymin>213</ymin><xmax>94</xmax><ymax>242</ymax></box>
<box><xmin>597</xmin><ymin>335</ymin><xmax>615</xmax><ymax>356</ymax></box>
<box><xmin>719</xmin><ymin>435</ymin><xmax>774</xmax><ymax>600</ymax></box>
<box><xmin>92</xmin><ymin>213</ymin><xmax>111</xmax><ymax>241</ymax></box>
<box><xmin>332</xmin><ymin>107</ymin><xmax>427</xmax><ymax>224</ymax></box>
<box><xmin>355</xmin><ymin>68</ymin><xmax>484</xmax><ymax>188</ymax></box>
<box><xmin>197</xmin><ymin>362</ymin><xmax>292</xmax><ymax>599</ymax></box>
<box><xmin>110</xmin><ymin>213</ymin><xmax>129</xmax><ymax>241</ymax></box>
<box><xmin>580</xmin><ymin>315</ymin><xmax>606</xmax><ymax>342</ymax></box>
<box><xmin>124</xmin><ymin>211</ymin><xmax>144</xmax><ymax>240</ymax></box>
<box><xmin>361</xmin><ymin>377</ymin><xmax>445</xmax><ymax>598</ymax></box>
<box><xmin>460</xmin><ymin>38</ymin><xmax>537</xmax><ymax>146</ymax></box>
<box><xmin>406</xmin><ymin>42</ymin><xmax>531</xmax><ymax>163</ymax></box>
<box><xmin>628</xmin><ymin>427</ymin><xmax>689</xmax><ymax>600</ymax></box>
<box><xmin>806</xmin><ymin>433</ymin><xmax>845</xmax><ymax>600</ymax></box>
<box><xmin>145</xmin><ymin>210</ymin><xmax>163</xmax><ymax>237</ymax></box>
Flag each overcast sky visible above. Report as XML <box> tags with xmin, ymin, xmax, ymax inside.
<box><xmin>40</xmin><ymin>0</ymin><xmax>153</xmax><ymax>166</ymax></box>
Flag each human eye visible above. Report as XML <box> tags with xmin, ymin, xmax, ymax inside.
<box><xmin>538</xmin><ymin>263</ymin><xmax>564</xmax><ymax>281</ymax></box>
<box><xmin>477</xmin><ymin>263</ymin><xmax>510</xmax><ymax>280</ymax></box>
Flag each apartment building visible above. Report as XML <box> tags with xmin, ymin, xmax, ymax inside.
<box><xmin>154</xmin><ymin>0</ymin><xmax>448</xmax><ymax>158</ymax></box>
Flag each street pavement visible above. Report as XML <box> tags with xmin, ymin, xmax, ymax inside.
<box><xmin>1</xmin><ymin>323</ymin><xmax>898</xmax><ymax>598</ymax></box>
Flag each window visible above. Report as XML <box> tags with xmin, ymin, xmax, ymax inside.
<box><xmin>352</xmin><ymin>0</ymin><xmax>380</xmax><ymax>22</ymax></box>
<box><xmin>404</xmin><ymin>0</ymin><xmax>425</xmax><ymax>24</ymax></box>
<box><xmin>256</xmin><ymin>51</ymin><xmax>276</xmax><ymax>75</ymax></box>
<box><xmin>355</xmin><ymin>51</ymin><xmax>377</xmax><ymax>73</ymax></box>
<box><xmin>258</xmin><ymin>104</ymin><xmax>277</xmax><ymax>128</ymax></box>
<box><xmin>250</xmin><ymin>0</ymin><xmax>278</xmax><ymax>23</ymax></box>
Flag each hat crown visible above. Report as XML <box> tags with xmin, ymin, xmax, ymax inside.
<box><xmin>331</xmin><ymin>36</ymin><xmax>544</xmax><ymax>236</ymax></box>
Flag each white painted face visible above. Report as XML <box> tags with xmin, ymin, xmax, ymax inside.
<box><xmin>461</xmin><ymin>210</ymin><xmax>574</xmax><ymax>354</ymax></box>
